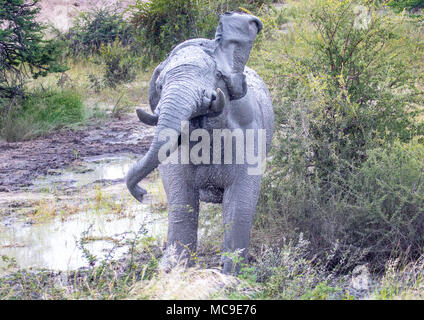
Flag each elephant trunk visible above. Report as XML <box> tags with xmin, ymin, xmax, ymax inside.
<box><xmin>126</xmin><ymin>79</ymin><xmax>200</xmax><ymax>202</ymax></box>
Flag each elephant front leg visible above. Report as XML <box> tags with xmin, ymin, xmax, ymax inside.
<box><xmin>163</xmin><ymin>199</ymin><xmax>199</xmax><ymax>270</ymax></box>
<box><xmin>160</xmin><ymin>168</ymin><xmax>200</xmax><ymax>271</ymax></box>
<box><xmin>221</xmin><ymin>175</ymin><xmax>261</xmax><ymax>274</ymax></box>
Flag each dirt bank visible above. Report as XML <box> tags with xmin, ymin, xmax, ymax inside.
<box><xmin>0</xmin><ymin>114</ymin><xmax>153</xmax><ymax>192</ymax></box>
<box><xmin>36</xmin><ymin>0</ymin><xmax>137</xmax><ymax>31</ymax></box>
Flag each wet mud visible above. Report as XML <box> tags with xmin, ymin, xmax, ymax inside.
<box><xmin>0</xmin><ymin>114</ymin><xmax>154</xmax><ymax>192</ymax></box>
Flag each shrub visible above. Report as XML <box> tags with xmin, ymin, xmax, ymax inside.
<box><xmin>351</xmin><ymin>141</ymin><xmax>424</xmax><ymax>264</ymax></box>
<box><xmin>302</xmin><ymin>0</ymin><xmax>422</xmax><ymax>177</ymax></box>
<box><xmin>64</xmin><ymin>6</ymin><xmax>135</xmax><ymax>56</ymax></box>
<box><xmin>87</xmin><ymin>38</ymin><xmax>140</xmax><ymax>93</ymax></box>
<box><xmin>100</xmin><ymin>39</ymin><xmax>139</xmax><ymax>88</ymax></box>
<box><xmin>259</xmin><ymin>140</ymin><xmax>424</xmax><ymax>272</ymax></box>
<box><xmin>249</xmin><ymin>237</ymin><xmax>343</xmax><ymax>299</ymax></box>
<box><xmin>88</xmin><ymin>38</ymin><xmax>140</xmax><ymax>91</ymax></box>
<box><xmin>255</xmin><ymin>0</ymin><xmax>424</xmax><ymax>271</ymax></box>
<box><xmin>388</xmin><ymin>0</ymin><xmax>424</xmax><ymax>12</ymax></box>
<box><xmin>130</xmin><ymin>0</ymin><xmax>213</xmax><ymax>64</ymax></box>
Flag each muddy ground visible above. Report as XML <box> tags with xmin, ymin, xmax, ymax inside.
<box><xmin>0</xmin><ymin>114</ymin><xmax>154</xmax><ymax>192</ymax></box>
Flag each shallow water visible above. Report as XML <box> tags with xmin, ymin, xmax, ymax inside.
<box><xmin>0</xmin><ymin>206</ymin><xmax>166</xmax><ymax>272</ymax></box>
<box><xmin>0</xmin><ymin>153</ymin><xmax>167</xmax><ymax>273</ymax></box>
<box><xmin>32</xmin><ymin>153</ymin><xmax>138</xmax><ymax>190</ymax></box>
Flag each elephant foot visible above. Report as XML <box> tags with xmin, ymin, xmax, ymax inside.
<box><xmin>220</xmin><ymin>250</ymin><xmax>247</xmax><ymax>275</ymax></box>
<box><xmin>221</xmin><ymin>258</ymin><xmax>242</xmax><ymax>275</ymax></box>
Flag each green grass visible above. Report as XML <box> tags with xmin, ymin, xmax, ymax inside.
<box><xmin>23</xmin><ymin>89</ymin><xmax>83</xmax><ymax>125</ymax></box>
<box><xmin>1</xmin><ymin>88</ymin><xmax>84</xmax><ymax>141</ymax></box>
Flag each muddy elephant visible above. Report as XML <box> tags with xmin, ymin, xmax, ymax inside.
<box><xmin>126</xmin><ymin>12</ymin><xmax>274</xmax><ymax>273</ymax></box>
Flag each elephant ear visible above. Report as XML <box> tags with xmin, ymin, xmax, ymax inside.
<box><xmin>148</xmin><ymin>62</ymin><xmax>165</xmax><ymax>114</ymax></box>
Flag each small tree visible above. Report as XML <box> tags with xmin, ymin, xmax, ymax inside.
<box><xmin>0</xmin><ymin>0</ymin><xmax>66</xmax><ymax>102</ymax></box>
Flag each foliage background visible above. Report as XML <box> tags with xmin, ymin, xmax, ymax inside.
<box><xmin>1</xmin><ymin>0</ymin><xmax>424</xmax><ymax>299</ymax></box>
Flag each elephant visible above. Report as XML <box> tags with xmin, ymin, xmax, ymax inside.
<box><xmin>126</xmin><ymin>12</ymin><xmax>274</xmax><ymax>274</ymax></box>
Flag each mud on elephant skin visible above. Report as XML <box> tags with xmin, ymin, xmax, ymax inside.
<box><xmin>127</xmin><ymin>12</ymin><xmax>274</xmax><ymax>274</ymax></box>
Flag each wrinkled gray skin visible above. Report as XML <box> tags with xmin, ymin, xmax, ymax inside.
<box><xmin>127</xmin><ymin>12</ymin><xmax>274</xmax><ymax>274</ymax></box>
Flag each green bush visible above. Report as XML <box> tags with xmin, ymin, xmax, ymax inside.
<box><xmin>259</xmin><ymin>140</ymin><xmax>424</xmax><ymax>272</ymax></box>
<box><xmin>130</xmin><ymin>0</ymin><xmax>214</xmax><ymax>64</ymax></box>
<box><xmin>64</xmin><ymin>7</ymin><xmax>135</xmax><ymax>56</ymax></box>
<box><xmin>254</xmin><ymin>0</ymin><xmax>424</xmax><ymax>271</ymax></box>
<box><xmin>351</xmin><ymin>141</ymin><xmax>424</xmax><ymax>263</ymax></box>
<box><xmin>89</xmin><ymin>39</ymin><xmax>140</xmax><ymax>90</ymax></box>
<box><xmin>303</xmin><ymin>0</ymin><xmax>421</xmax><ymax>177</ymax></box>
<box><xmin>248</xmin><ymin>237</ymin><xmax>342</xmax><ymax>299</ymax></box>
<box><xmin>388</xmin><ymin>0</ymin><xmax>424</xmax><ymax>12</ymax></box>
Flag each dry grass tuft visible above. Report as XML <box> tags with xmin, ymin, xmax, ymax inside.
<box><xmin>129</xmin><ymin>266</ymin><xmax>238</xmax><ymax>300</ymax></box>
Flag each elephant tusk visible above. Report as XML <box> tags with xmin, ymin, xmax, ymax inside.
<box><xmin>210</xmin><ymin>88</ymin><xmax>226</xmax><ymax>113</ymax></box>
<box><xmin>136</xmin><ymin>108</ymin><xmax>159</xmax><ymax>126</ymax></box>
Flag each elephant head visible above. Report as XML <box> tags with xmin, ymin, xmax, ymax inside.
<box><xmin>214</xmin><ymin>12</ymin><xmax>262</xmax><ymax>100</ymax></box>
<box><xmin>127</xmin><ymin>12</ymin><xmax>262</xmax><ymax>202</ymax></box>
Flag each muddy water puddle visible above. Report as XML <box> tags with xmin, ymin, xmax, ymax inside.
<box><xmin>0</xmin><ymin>206</ymin><xmax>165</xmax><ymax>272</ymax></box>
<box><xmin>0</xmin><ymin>153</ymin><xmax>167</xmax><ymax>273</ymax></box>
<box><xmin>32</xmin><ymin>153</ymin><xmax>138</xmax><ymax>190</ymax></box>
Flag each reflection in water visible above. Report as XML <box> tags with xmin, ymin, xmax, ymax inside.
<box><xmin>32</xmin><ymin>154</ymin><xmax>137</xmax><ymax>190</ymax></box>
<box><xmin>0</xmin><ymin>153</ymin><xmax>167</xmax><ymax>273</ymax></box>
<box><xmin>0</xmin><ymin>204</ymin><xmax>166</xmax><ymax>272</ymax></box>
